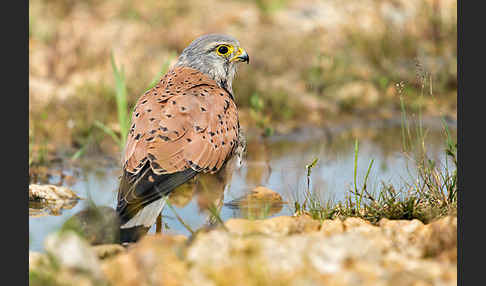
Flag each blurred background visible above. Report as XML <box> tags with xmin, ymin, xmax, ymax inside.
<box><xmin>29</xmin><ymin>0</ymin><xmax>457</xmax><ymax>256</ymax></box>
<box><xmin>29</xmin><ymin>0</ymin><xmax>457</xmax><ymax>163</ymax></box>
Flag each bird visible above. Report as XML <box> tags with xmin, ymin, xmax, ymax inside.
<box><xmin>115</xmin><ymin>34</ymin><xmax>249</xmax><ymax>243</ymax></box>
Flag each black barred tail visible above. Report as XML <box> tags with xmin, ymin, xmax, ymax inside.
<box><xmin>120</xmin><ymin>225</ymin><xmax>150</xmax><ymax>243</ymax></box>
<box><xmin>116</xmin><ymin>164</ymin><xmax>198</xmax><ymax>242</ymax></box>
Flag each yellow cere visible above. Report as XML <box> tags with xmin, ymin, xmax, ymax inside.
<box><xmin>234</xmin><ymin>47</ymin><xmax>243</xmax><ymax>57</ymax></box>
<box><xmin>229</xmin><ymin>47</ymin><xmax>245</xmax><ymax>62</ymax></box>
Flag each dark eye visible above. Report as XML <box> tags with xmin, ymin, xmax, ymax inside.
<box><xmin>218</xmin><ymin>46</ymin><xmax>229</xmax><ymax>54</ymax></box>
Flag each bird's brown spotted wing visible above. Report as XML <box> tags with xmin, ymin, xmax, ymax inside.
<box><xmin>120</xmin><ymin>67</ymin><xmax>239</xmax><ymax>202</ymax></box>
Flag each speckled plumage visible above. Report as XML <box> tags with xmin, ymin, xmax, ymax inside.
<box><xmin>116</xmin><ymin>34</ymin><xmax>248</xmax><ymax>241</ymax></box>
<box><xmin>123</xmin><ymin>66</ymin><xmax>240</xmax><ymax>175</ymax></box>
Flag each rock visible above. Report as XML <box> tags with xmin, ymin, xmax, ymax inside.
<box><xmin>29</xmin><ymin>251</ymin><xmax>47</xmax><ymax>271</ymax></box>
<box><xmin>247</xmin><ymin>186</ymin><xmax>284</xmax><ymax>202</ymax></box>
<box><xmin>378</xmin><ymin>216</ymin><xmax>457</xmax><ymax>261</ymax></box>
<box><xmin>225</xmin><ymin>186</ymin><xmax>286</xmax><ymax>218</ymax></box>
<box><xmin>320</xmin><ymin>218</ymin><xmax>344</xmax><ymax>236</ymax></box>
<box><xmin>102</xmin><ymin>234</ymin><xmax>188</xmax><ymax>286</ymax></box>
<box><xmin>44</xmin><ymin>231</ymin><xmax>104</xmax><ymax>279</ymax></box>
<box><xmin>379</xmin><ymin>218</ymin><xmax>425</xmax><ymax>233</ymax></box>
<box><xmin>102</xmin><ymin>252</ymin><xmax>142</xmax><ymax>286</ymax></box>
<box><xmin>225</xmin><ymin>215</ymin><xmax>321</xmax><ymax>236</ymax></box>
<box><xmin>378</xmin><ymin>218</ymin><xmax>429</xmax><ymax>258</ymax></box>
<box><xmin>29</xmin><ymin>184</ymin><xmax>80</xmax><ymax>202</ymax></box>
<box><xmin>184</xmin><ymin>216</ymin><xmax>456</xmax><ymax>285</ymax></box>
<box><xmin>185</xmin><ymin>228</ymin><xmax>440</xmax><ymax>285</ymax></box>
<box><xmin>85</xmin><ymin>216</ymin><xmax>458</xmax><ymax>285</ymax></box>
<box><xmin>62</xmin><ymin>205</ymin><xmax>120</xmax><ymax>245</ymax></box>
<box><xmin>422</xmin><ymin>216</ymin><xmax>457</xmax><ymax>260</ymax></box>
<box><xmin>29</xmin><ymin>184</ymin><xmax>81</xmax><ymax>217</ymax></box>
<box><xmin>29</xmin><ymin>199</ymin><xmax>79</xmax><ymax>217</ymax></box>
<box><xmin>92</xmin><ymin>244</ymin><xmax>125</xmax><ymax>260</ymax></box>
<box><xmin>226</xmin><ymin>186</ymin><xmax>284</xmax><ymax>206</ymax></box>
<box><xmin>342</xmin><ymin>217</ymin><xmax>380</xmax><ymax>235</ymax></box>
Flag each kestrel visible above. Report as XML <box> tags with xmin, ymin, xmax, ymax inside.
<box><xmin>116</xmin><ymin>34</ymin><xmax>249</xmax><ymax>242</ymax></box>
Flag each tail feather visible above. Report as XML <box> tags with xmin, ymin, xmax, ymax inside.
<box><xmin>116</xmin><ymin>165</ymin><xmax>198</xmax><ymax>242</ymax></box>
<box><xmin>121</xmin><ymin>197</ymin><xmax>166</xmax><ymax>228</ymax></box>
<box><xmin>120</xmin><ymin>226</ymin><xmax>150</xmax><ymax>243</ymax></box>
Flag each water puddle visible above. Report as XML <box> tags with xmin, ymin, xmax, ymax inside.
<box><xmin>29</xmin><ymin>117</ymin><xmax>456</xmax><ymax>251</ymax></box>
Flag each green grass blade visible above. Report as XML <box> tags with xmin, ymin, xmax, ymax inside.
<box><xmin>354</xmin><ymin>139</ymin><xmax>360</xmax><ymax>209</ymax></box>
<box><xmin>94</xmin><ymin>120</ymin><xmax>121</xmax><ymax>146</ymax></box>
<box><xmin>399</xmin><ymin>95</ymin><xmax>410</xmax><ymax>152</ymax></box>
<box><xmin>111</xmin><ymin>52</ymin><xmax>129</xmax><ymax>148</ymax></box>
<box><xmin>166</xmin><ymin>201</ymin><xmax>195</xmax><ymax>235</ymax></box>
<box><xmin>361</xmin><ymin>159</ymin><xmax>374</xmax><ymax>200</ymax></box>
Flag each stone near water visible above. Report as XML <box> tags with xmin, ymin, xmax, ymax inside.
<box><xmin>29</xmin><ymin>184</ymin><xmax>81</xmax><ymax>217</ymax></box>
<box><xmin>92</xmin><ymin>244</ymin><xmax>126</xmax><ymax>260</ymax></box>
<box><xmin>225</xmin><ymin>186</ymin><xmax>286</xmax><ymax>218</ymax></box>
<box><xmin>44</xmin><ymin>231</ymin><xmax>104</xmax><ymax>279</ymax></box>
<box><xmin>29</xmin><ymin>184</ymin><xmax>80</xmax><ymax>202</ymax></box>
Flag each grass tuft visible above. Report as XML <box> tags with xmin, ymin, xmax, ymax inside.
<box><xmin>293</xmin><ymin>76</ymin><xmax>457</xmax><ymax>224</ymax></box>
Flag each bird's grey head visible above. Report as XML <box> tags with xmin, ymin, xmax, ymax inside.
<box><xmin>174</xmin><ymin>34</ymin><xmax>249</xmax><ymax>93</ymax></box>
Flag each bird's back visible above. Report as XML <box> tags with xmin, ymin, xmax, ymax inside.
<box><xmin>116</xmin><ymin>66</ymin><xmax>240</xmax><ymax>241</ymax></box>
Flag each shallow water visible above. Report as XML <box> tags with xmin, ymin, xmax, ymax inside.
<box><xmin>29</xmin><ymin>117</ymin><xmax>456</xmax><ymax>251</ymax></box>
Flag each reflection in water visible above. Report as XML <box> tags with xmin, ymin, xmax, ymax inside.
<box><xmin>29</xmin><ymin>199</ymin><xmax>79</xmax><ymax>217</ymax></box>
<box><xmin>225</xmin><ymin>186</ymin><xmax>286</xmax><ymax>219</ymax></box>
<box><xmin>244</xmin><ymin>136</ymin><xmax>272</xmax><ymax>187</ymax></box>
<box><xmin>226</xmin><ymin>202</ymin><xmax>284</xmax><ymax>219</ymax></box>
<box><xmin>167</xmin><ymin>167</ymin><xmax>232</xmax><ymax>226</ymax></box>
<box><xmin>29</xmin><ymin>119</ymin><xmax>456</xmax><ymax>251</ymax></box>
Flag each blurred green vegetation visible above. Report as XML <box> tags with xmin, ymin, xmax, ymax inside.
<box><xmin>91</xmin><ymin>53</ymin><xmax>130</xmax><ymax>154</ymax></box>
<box><xmin>29</xmin><ymin>0</ymin><xmax>456</xmax><ymax>161</ymax></box>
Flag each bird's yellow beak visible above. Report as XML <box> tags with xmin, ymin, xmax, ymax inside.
<box><xmin>230</xmin><ymin>47</ymin><xmax>249</xmax><ymax>64</ymax></box>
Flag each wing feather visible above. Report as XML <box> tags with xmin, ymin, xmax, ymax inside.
<box><xmin>117</xmin><ymin>66</ymin><xmax>239</xmax><ymax>219</ymax></box>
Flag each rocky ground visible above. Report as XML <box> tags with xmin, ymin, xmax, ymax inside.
<box><xmin>29</xmin><ymin>214</ymin><xmax>456</xmax><ymax>286</ymax></box>
<box><xmin>29</xmin><ymin>184</ymin><xmax>81</xmax><ymax>217</ymax></box>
